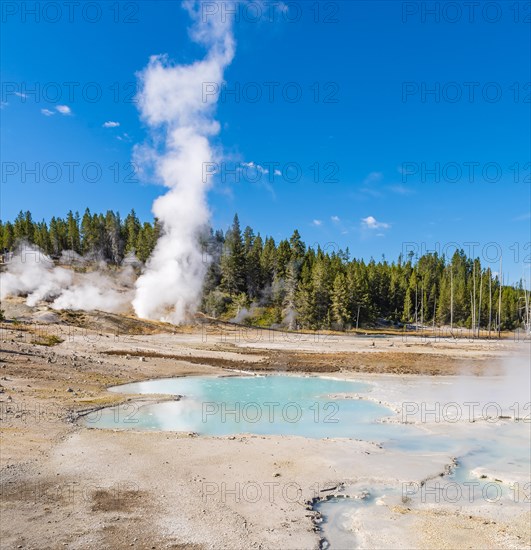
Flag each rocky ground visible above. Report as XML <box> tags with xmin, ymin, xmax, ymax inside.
<box><xmin>0</xmin><ymin>298</ymin><xmax>529</xmax><ymax>549</ymax></box>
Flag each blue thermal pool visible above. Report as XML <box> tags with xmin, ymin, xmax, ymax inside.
<box><xmin>82</xmin><ymin>374</ymin><xmax>415</xmax><ymax>439</ymax></box>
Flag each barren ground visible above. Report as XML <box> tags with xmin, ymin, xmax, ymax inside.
<box><xmin>0</xmin><ymin>299</ymin><xmax>529</xmax><ymax>549</ymax></box>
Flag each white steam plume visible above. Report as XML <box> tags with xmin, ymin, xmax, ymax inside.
<box><xmin>0</xmin><ymin>244</ymin><xmax>134</xmax><ymax>313</ymax></box>
<box><xmin>132</xmin><ymin>1</ymin><xmax>235</xmax><ymax>323</ymax></box>
<box><xmin>1</xmin><ymin>247</ymin><xmax>73</xmax><ymax>307</ymax></box>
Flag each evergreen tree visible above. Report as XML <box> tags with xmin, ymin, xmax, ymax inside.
<box><xmin>34</xmin><ymin>221</ymin><xmax>51</xmax><ymax>255</ymax></box>
<box><xmin>66</xmin><ymin>210</ymin><xmax>81</xmax><ymax>253</ymax></box>
<box><xmin>289</xmin><ymin>229</ymin><xmax>305</xmax><ymax>262</ymax></box>
<box><xmin>48</xmin><ymin>217</ymin><xmax>64</xmax><ymax>255</ymax></box>
<box><xmin>0</xmin><ymin>208</ymin><xmax>526</xmax><ymax>331</ymax></box>
<box><xmin>202</xmin><ymin>227</ymin><xmax>224</xmax><ymax>297</ymax></box>
<box><xmin>105</xmin><ymin>210</ymin><xmax>123</xmax><ymax>264</ymax></box>
<box><xmin>295</xmin><ymin>263</ymin><xmax>316</xmax><ymax>329</ymax></box>
<box><xmin>136</xmin><ymin>222</ymin><xmax>156</xmax><ymax>262</ymax></box>
<box><xmin>124</xmin><ymin>209</ymin><xmax>141</xmax><ymax>254</ymax></box>
<box><xmin>275</xmin><ymin>239</ymin><xmax>291</xmax><ymax>279</ymax></box>
<box><xmin>312</xmin><ymin>252</ymin><xmax>331</xmax><ymax>328</ymax></box>
<box><xmin>331</xmin><ymin>272</ymin><xmax>350</xmax><ymax>329</ymax></box>
<box><xmin>282</xmin><ymin>260</ymin><xmax>298</xmax><ymax>329</ymax></box>
<box><xmin>13</xmin><ymin>210</ymin><xmax>34</xmax><ymax>242</ymax></box>
<box><xmin>81</xmin><ymin>208</ymin><xmax>96</xmax><ymax>255</ymax></box>
<box><xmin>403</xmin><ymin>287</ymin><xmax>413</xmax><ymax>323</ymax></box>
<box><xmin>220</xmin><ymin>214</ymin><xmax>247</xmax><ymax>295</ymax></box>
<box><xmin>260</xmin><ymin>237</ymin><xmax>276</xmax><ymax>288</ymax></box>
<box><xmin>246</xmin><ymin>233</ymin><xmax>263</xmax><ymax>300</ymax></box>
<box><xmin>1</xmin><ymin>221</ymin><xmax>15</xmax><ymax>250</ymax></box>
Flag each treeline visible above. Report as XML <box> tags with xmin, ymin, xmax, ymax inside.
<box><xmin>203</xmin><ymin>215</ymin><xmax>525</xmax><ymax>331</ymax></box>
<box><xmin>0</xmin><ymin>209</ymin><xmax>158</xmax><ymax>263</ymax></box>
<box><xmin>1</xmin><ymin>210</ymin><xmax>528</xmax><ymax>331</ymax></box>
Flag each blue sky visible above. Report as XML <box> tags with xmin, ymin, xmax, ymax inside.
<box><xmin>1</xmin><ymin>1</ymin><xmax>530</xmax><ymax>283</ymax></box>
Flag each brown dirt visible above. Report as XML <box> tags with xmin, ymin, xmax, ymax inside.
<box><xmin>0</xmin><ymin>309</ymin><xmax>528</xmax><ymax>549</ymax></box>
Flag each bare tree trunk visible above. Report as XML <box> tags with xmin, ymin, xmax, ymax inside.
<box><xmin>523</xmin><ymin>278</ymin><xmax>529</xmax><ymax>333</ymax></box>
<box><xmin>421</xmin><ymin>283</ymin><xmax>424</xmax><ymax>329</ymax></box>
<box><xmin>415</xmin><ymin>284</ymin><xmax>418</xmax><ymax>331</ymax></box>
<box><xmin>498</xmin><ymin>257</ymin><xmax>503</xmax><ymax>338</ymax></box>
<box><xmin>470</xmin><ymin>291</ymin><xmax>476</xmax><ymax>338</ymax></box>
<box><xmin>478</xmin><ymin>271</ymin><xmax>483</xmax><ymax>338</ymax></box>
<box><xmin>472</xmin><ymin>263</ymin><xmax>476</xmax><ymax>338</ymax></box>
<box><xmin>488</xmin><ymin>274</ymin><xmax>492</xmax><ymax>339</ymax></box>
<box><xmin>433</xmin><ymin>294</ymin><xmax>437</xmax><ymax>334</ymax></box>
<box><xmin>523</xmin><ymin>282</ymin><xmax>530</xmax><ymax>334</ymax></box>
<box><xmin>450</xmin><ymin>265</ymin><xmax>454</xmax><ymax>330</ymax></box>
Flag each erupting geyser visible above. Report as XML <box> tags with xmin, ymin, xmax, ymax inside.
<box><xmin>132</xmin><ymin>0</ymin><xmax>236</xmax><ymax>323</ymax></box>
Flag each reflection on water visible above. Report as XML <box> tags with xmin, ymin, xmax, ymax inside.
<box><xmin>84</xmin><ymin>375</ymin><xmax>413</xmax><ymax>438</ymax></box>
<box><xmin>82</xmin><ymin>372</ymin><xmax>530</xmax><ymax>549</ymax></box>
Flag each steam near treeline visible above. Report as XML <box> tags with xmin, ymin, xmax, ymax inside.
<box><xmin>1</xmin><ymin>209</ymin><xmax>527</xmax><ymax>331</ymax></box>
<box><xmin>1</xmin><ymin>209</ymin><xmax>158</xmax><ymax>264</ymax></box>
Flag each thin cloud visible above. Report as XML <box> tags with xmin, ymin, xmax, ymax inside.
<box><xmin>312</xmin><ymin>219</ymin><xmax>323</xmax><ymax>227</ymax></box>
<box><xmin>361</xmin><ymin>216</ymin><xmax>390</xmax><ymax>230</ymax></box>
<box><xmin>331</xmin><ymin>215</ymin><xmax>340</xmax><ymax>223</ymax></box>
<box><xmin>363</xmin><ymin>171</ymin><xmax>383</xmax><ymax>185</ymax></box>
<box><xmin>103</xmin><ymin>121</ymin><xmax>120</xmax><ymax>128</ymax></box>
<box><xmin>41</xmin><ymin>108</ymin><xmax>55</xmax><ymax>116</ymax></box>
<box><xmin>241</xmin><ymin>161</ymin><xmax>269</xmax><ymax>175</ymax></box>
<box><xmin>387</xmin><ymin>184</ymin><xmax>413</xmax><ymax>195</ymax></box>
<box><xmin>360</xmin><ymin>171</ymin><xmax>384</xmax><ymax>198</ymax></box>
<box><xmin>239</xmin><ymin>162</ymin><xmax>276</xmax><ymax>199</ymax></box>
<box><xmin>56</xmin><ymin>105</ymin><xmax>71</xmax><ymax>115</ymax></box>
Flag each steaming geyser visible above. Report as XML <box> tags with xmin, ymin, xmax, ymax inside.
<box><xmin>132</xmin><ymin>1</ymin><xmax>235</xmax><ymax>323</ymax></box>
